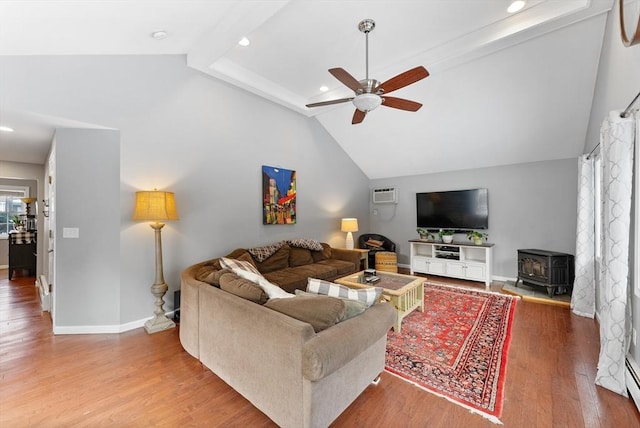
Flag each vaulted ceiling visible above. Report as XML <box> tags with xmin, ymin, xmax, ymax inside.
<box><xmin>0</xmin><ymin>0</ymin><xmax>614</xmax><ymax>178</ymax></box>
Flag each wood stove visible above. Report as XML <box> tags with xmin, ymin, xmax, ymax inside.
<box><xmin>515</xmin><ymin>249</ymin><xmax>575</xmax><ymax>298</ymax></box>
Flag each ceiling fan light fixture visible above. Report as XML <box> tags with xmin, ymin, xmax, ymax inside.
<box><xmin>353</xmin><ymin>93</ymin><xmax>382</xmax><ymax>112</ymax></box>
<box><xmin>507</xmin><ymin>0</ymin><xmax>526</xmax><ymax>13</ymax></box>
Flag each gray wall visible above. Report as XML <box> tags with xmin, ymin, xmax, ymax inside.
<box><xmin>0</xmin><ymin>55</ymin><xmax>370</xmax><ymax>329</ymax></box>
<box><xmin>53</xmin><ymin>129</ymin><xmax>121</xmax><ymax>327</ymax></box>
<box><xmin>369</xmin><ymin>158</ymin><xmax>578</xmax><ymax>279</ymax></box>
<box><xmin>586</xmin><ymin>5</ymin><xmax>640</xmax><ymax>363</ymax></box>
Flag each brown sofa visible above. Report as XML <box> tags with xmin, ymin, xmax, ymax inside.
<box><xmin>204</xmin><ymin>242</ymin><xmax>363</xmax><ymax>293</ymax></box>
<box><xmin>179</xmin><ymin>242</ymin><xmax>396</xmax><ymax>428</ymax></box>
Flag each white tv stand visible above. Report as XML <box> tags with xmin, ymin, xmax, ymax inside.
<box><xmin>409</xmin><ymin>240</ymin><xmax>494</xmax><ymax>287</ymax></box>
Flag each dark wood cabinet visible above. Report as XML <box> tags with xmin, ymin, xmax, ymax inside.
<box><xmin>9</xmin><ymin>232</ymin><xmax>37</xmax><ymax>280</ymax></box>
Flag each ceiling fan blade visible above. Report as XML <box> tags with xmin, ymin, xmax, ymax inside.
<box><xmin>379</xmin><ymin>66</ymin><xmax>429</xmax><ymax>94</ymax></box>
<box><xmin>306</xmin><ymin>97</ymin><xmax>354</xmax><ymax>108</ymax></box>
<box><xmin>382</xmin><ymin>96</ymin><xmax>423</xmax><ymax>112</ymax></box>
<box><xmin>329</xmin><ymin>68</ymin><xmax>362</xmax><ymax>92</ymax></box>
<box><xmin>352</xmin><ymin>109</ymin><xmax>367</xmax><ymax>124</ymax></box>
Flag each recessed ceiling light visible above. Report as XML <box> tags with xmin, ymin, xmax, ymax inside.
<box><xmin>238</xmin><ymin>37</ymin><xmax>250</xmax><ymax>47</ymax></box>
<box><xmin>151</xmin><ymin>30</ymin><xmax>168</xmax><ymax>40</ymax></box>
<box><xmin>0</xmin><ymin>126</ymin><xmax>15</xmax><ymax>132</ymax></box>
<box><xmin>319</xmin><ymin>86</ymin><xmax>329</xmax><ymax>92</ymax></box>
<box><xmin>507</xmin><ymin>0</ymin><xmax>526</xmax><ymax>13</ymax></box>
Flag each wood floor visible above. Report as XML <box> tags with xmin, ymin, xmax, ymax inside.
<box><xmin>1</xmin><ymin>269</ymin><xmax>638</xmax><ymax>427</ymax></box>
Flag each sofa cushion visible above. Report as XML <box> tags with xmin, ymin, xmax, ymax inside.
<box><xmin>219</xmin><ymin>273</ymin><xmax>269</xmax><ymax>304</ymax></box>
<box><xmin>263</xmin><ymin>269</ymin><xmax>308</xmax><ymax>293</ymax></box>
<box><xmin>220</xmin><ymin>257</ymin><xmax>261</xmax><ymax>275</ymax></box>
<box><xmin>254</xmin><ymin>244</ymin><xmax>290</xmax><ymax>273</ymax></box>
<box><xmin>288</xmin><ymin>264</ymin><xmax>338</xmax><ymax>280</ymax></box>
<box><xmin>288</xmin><ymin>246</ymin><xmax>314</xmax><ymax>267</ymax></box>
<box><xmin>263</xmin><ymin>264</ymin><xmax>339</xmax><ymax>294</ymax></box>
<box><xmin>195</xmin><ymin>266</ymin><xmax>232</xmax><ymax>287</ymax></box>
<box><xmin>311</xmin><ymin>243</ymin><xmax>332</xmax><ymax>262</ymax></box>
<box><xmin>265</xmin><ymin>295</ymin><xmax>346</xmax><ymax>333</ymax></box>
<box><xmin>307</xmin><ymin>278</ymin><xmax>382</xmax><ymax>308</ymax></box>
<box><xmin>315</xmin><ymin>259</ymin><xmax>356</xmax><ymax>276</ymax></box>
<box><xmin>295</xmin><ymin>289</ymin><xmax>366</xmax><ymax>320</ymax></box>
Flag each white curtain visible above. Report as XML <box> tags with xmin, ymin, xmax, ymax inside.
<box><xmin>571</xmin><ymin>154</ymin><xmax>596</xmax><ymax>318</ymax></box>
<box><xmin>594</xmin><ymin>110</ymin><xmax>635</xmax><ymax>396</ymax></box>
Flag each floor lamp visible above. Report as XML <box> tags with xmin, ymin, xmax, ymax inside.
<box><xmin>132</xmin><ymin>190</ymin><xmax>179</xmax><ymax>334</ymax></box>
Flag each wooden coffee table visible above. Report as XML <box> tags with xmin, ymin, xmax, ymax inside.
<box><xmin>335</xmin><ymin>270</ymin><xmax>424</xmax><ymax>333</ymax></box>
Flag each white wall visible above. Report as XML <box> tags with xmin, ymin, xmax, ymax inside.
<box><xmin>369</xmin><ymin>158</ymin><xmax>578</xmax><ymax>279</ymax></box>
<box><xmin>0</xmin><ymin>55</ymin><xmax>370</xmax><ymax>329</ymax></box>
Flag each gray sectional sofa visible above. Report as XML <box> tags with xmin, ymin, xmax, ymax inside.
<box><xmin>179</xmin><ymin>242</ymin><xmax>396</xmax><ymax>428</ymax></box>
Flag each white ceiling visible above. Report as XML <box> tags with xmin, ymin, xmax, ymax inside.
<box><xmin>0</xmin><ymin>0</ymin><xmax>614</xmax><ymax>178</ymax></box>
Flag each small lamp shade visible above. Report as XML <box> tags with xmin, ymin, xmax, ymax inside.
<box><xmin>341</xmin><ymin>218</ymin><xmax>359</xmax><ymax>233</ymax></box>
<box><xmin>132</xmin><ymin>191</ymin><xmax>179</xmax><ymax>222</ymax></box>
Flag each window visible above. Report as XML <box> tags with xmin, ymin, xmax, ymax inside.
<box><xmin>0</xmin><ymin>186</ymin><xmax>28</xmax><ymax>236</ymax></box>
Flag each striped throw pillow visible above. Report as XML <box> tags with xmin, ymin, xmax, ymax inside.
<box><xmin>307</xmin><ymin>278</ymin><xmax>382</xmax><ymax>308</ymax></box>
<box><xmin>219</xmin><ymin>257</ymin><xmax>261</xmax><ymax>275</ymax></box>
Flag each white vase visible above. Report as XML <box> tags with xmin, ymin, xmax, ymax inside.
<box><xmin>442</xmin><ymin>235</ymin><xmax>453</xmax><ymax>244</ymax></box>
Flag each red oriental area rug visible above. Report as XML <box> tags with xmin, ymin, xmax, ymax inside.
<box><xmin>385</xmin><ymin>282</ymin><xmax>518</xmax><ymax>424</ymax></box>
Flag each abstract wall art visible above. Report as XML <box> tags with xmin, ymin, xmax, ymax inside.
<box><xmin>262</xmin><ymin>165</ymin><xmax>296</xmax><ymax>225</ymax></box>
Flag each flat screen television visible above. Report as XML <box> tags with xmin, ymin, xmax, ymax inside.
<box><xmin>416</xmin><ymin>188</ymin><xmax>489</xmax><ymax>230</ymax></box>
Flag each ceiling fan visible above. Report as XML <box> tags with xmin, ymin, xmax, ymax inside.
<box><xmin>306</xmin><ymin>19</ymin><xmax>429</xmax><ymax>125</ymax></box>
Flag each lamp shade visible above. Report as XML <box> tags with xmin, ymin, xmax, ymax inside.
<box><xmin>341</xmin><ymin>218</ymin><xmax>358</xmax><ymax>233</ymax></box>
<box><xmin>132</xmin><ymin>191</ymin><xmax>179</xmax><ymax>222</ymax></box>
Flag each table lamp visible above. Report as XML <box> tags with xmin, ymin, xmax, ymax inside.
<box><xmin>132</xmin><ymin>189</ymin><xmax>179</xmax><ymax>334</ymax></box>
<box><xmin>341</xmin><ymin>218</ymin><xmax>358</xmax><ymax>250</ymax></box>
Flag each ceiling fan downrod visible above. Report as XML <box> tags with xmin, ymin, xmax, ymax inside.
<box><xmin>358</xmin><ymin>19</ymin><xmax>375</xmax><ymax>82</ymax></box>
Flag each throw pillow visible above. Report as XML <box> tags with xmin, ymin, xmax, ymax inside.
<box><xmin>219</xmin><ymin>273</ymin><xmax>269</xmax><ymax>304</ymax></box>
<box><xmin>307</xmin><ymin>278</ymin><xmax>382</xmax><ymax>308</ymax></box>
<box><xmin>219</xmin><ymin>257</ymin><xmax>261</xmax><ymax>275</ymax></box>
<box><xmin>365</xmin><ymin>238</ymin><xmax>385</xmax><ymax>248</ymax></box>
<box><xmin>234</xmin><ymin>269</ymin><xmax>294</xmax><ymax>299</ymax></box>
<box><xmin>265</xmin><ymin>295</ymin><xmax>346</xmax><ymax>333</ymax></box>
<box><xmin>295</xmin><ymin>289</ymin><xmax>366</xmax><ymax>320</ymax></box>
<box><xmin>246</xmin><ymin>242</ymin><xmax>284</xmax><ymax>262</ymax></box>
<box><xmin>286</xmin><ymin>238</ymin><xmax>324</xmax><ymax>251</ymax></box>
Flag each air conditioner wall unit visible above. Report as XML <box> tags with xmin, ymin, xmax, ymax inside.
<box><xmin>372</xmin><ymin>187</ymin><xmax>398</xmax><ymax>204</ymax></box>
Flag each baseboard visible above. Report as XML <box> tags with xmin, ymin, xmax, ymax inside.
<box><xmin>0</xmin><ymin>264</ymin><xmax>7</xmax><ymax>269</ymax></box>
<box><xmin>52</xmin><ymin>311</ymin><xmax>175</xmax><ymax>335</ymax></box>
<box><xmin>626</xmin><ymin>355</ymin><xmax>640</xmax><ymax>412</ymax></box>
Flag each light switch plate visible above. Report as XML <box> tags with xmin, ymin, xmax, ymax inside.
<box><xmin>62</xmin><ymin>227</ymin><xmax>79</xmax><ymax>238</ymax></box>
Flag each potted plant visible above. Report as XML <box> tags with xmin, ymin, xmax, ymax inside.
<box><xmin>467</xmin><ymin>230</ymin><xmax>488</xmax><ymax>245</ymax></box>
<box><xmin>11</xmin><ymin>215</ymin><xmax>24</xmax><ymax>231</ymax></box>
<box><xmin>416</xmin><ymin>228</ymin><xmax>434</xmax><ymax>241</ymax></box>
<box><xmin>439</xmin><ymin>229</ymin><xmax>455</xmax><ymax>244</ymax></box>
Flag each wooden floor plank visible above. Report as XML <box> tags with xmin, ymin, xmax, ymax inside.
<box><xmin>0</xmin><ymin>269</ymin><xmax>638</xmax><ymax>427</ymax></box>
